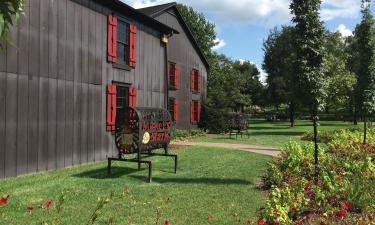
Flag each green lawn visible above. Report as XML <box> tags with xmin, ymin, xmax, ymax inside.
<box><xmin>193</xmin><ymin>119</ymin><xmax>360</xmax><ymax>148</ymax></box>
<box><xmin>0</xmin><ymin>146</ymin><xmax>271</xmax><ymax>225</ymax></box>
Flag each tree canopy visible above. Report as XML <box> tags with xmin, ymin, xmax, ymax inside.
<box><xmin>0</xmin><ymin>0</ymin><xmax>24</xmax><ymax>47</ymax></box>
<box><xmin>290</xmin><ymin>0</ymin><xmax>327</xmax><ymax>113</ymax></box>
<box><xmin>323</xmin><ymin>31</ymin><xmax>356</xmax><ymax>114</ymax></box>
<box><xmin>355</xmin><ymin>0</ymin><xmax>375</xmax><ymax>116</ymax></box>
<box><xmin>178</xmin><ymin>4</ymin><xmax>265</xmax><ymax>132</ymax></box>
<box><xmin>177</xmin><ymin>4</ymin><xmax>217</xmax><ymax>58</ymax></box>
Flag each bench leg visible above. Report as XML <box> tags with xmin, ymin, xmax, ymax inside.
<box><xmin>148</xmin><ymin>161</ymin><xmax>152</xmax><ymax>183</ymax></box>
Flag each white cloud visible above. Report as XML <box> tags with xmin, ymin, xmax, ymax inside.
<box><xmin>321</xmin><ymin>0</ymin><xmax>360</xmax><ymax>21</ymax></box>
<box><xmin>336</xmin><ymin>24</ymin><xmax>353</xmax><ymax>37</ymax></box>
<box><xmin>122</xmin><ymin>0</ymin><xmax>361</xmax><ymax>27</ymax></box>
<box><xmin>256</xmin><ymin>65</ymin><xmax>267</xmax><ymax>84</ymax></box>
<box><xmin>212</xmin><ymin>38</ymin><xmax>226</xmax><ymax>50</ymax></box>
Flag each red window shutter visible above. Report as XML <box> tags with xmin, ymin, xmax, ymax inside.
<box><xmin>129</xmin><ymin>87</ymin><xmax>137</xmax><ymax>107</ymax></box>
<box><xmin>106</xmin><ymin>85</ymin><xmax>117</xmax><ymax>132</ymax></box>
<box><xmin>190</xmin><ymin>69</ymin><xmax>195</xmax><ymax>92</ymax></box>
<box><xmin>174</xmin><ymin>64</ymin><xmax>179</xmax><ymax>88</ymax></box>
<box><xmin>190</xmin><ymin>101</ymin><xmax>194</xmax><ymax>123</ymax></box>
<box><xmin>197</xmin><ymin>71</ymin><xmax>201</xmax><ymax>92</ymax></box>
<box><xmin>197</xmin><ymin>101</ymin><xmax>201</xmax><ymax>122</ymax></box>
<box><xmin>129</xmin><ymin>24</ymin><xmax>137</xmax><ymax>68</ymax></box>
<box><xmin>173</xmin><ymin>100</ymin><xmax>178</xmax><ymax>123</ymax></box>
<box><xmin>107</xmin><ymin>15</ymin><xmax>117</xmax><ymax>63</ymax></box>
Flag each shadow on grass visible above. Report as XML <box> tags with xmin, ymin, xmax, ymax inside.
<box><xmin>272</xmin><ymin>123</ymin><xmax>311</xmax><ymax>127</ymax></box>
<box><xmin>130</xmin><ymin>175</ymin><xmax>252</xmax><ymax>185</ymax></box>
<box><xmin>73</xmin><ymin>166</ymin><xmax>141</xmax><ymax>179</ymax></box>
<box><xmin>249</xmin><ymin>126</ymin><xmax>291</xmax><ymax>130</ymax></box>
<box><xmin>251</xmin><ymin>131</ymin><xmax>304</xmax><ymax>136</ymax></box>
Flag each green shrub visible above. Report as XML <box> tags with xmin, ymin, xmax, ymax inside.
<box><xmin>301</xmin><ymin>130</ymin><xmax>337</xmax><ymax>143</ymax></box>
<box><xmin>301</xmin><ymin>127</ymin><xmax>362</xmax><ymax>144</ymax></box>
<box><xmin>329</xmin><ymin>128</ymin><xmax>375</xmax><ymax>160</ymax></box>
<box><xmin>170</xmin><ymin>129</ymin><xmax>207</xmax><ymax>141</ymax></box>
<box><xmin>200</xmin><ymin>104</ymin><xmax>230</xmax><ymax>133</ymax></box>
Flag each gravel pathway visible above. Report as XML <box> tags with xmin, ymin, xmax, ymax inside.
<box><xmin>172</xmin><ymin>141</ymin><xmax>280</xmax><ymax>157</ymax></box>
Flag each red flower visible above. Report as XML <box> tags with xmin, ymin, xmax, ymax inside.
<box><xmin>320</xmin><ymin>222</ymin><xmax>326</xmax><ymax>225</ymax></box>
<box><xmin>329</xmin><ymin>197</ymin><xmax>336</xmax><ymax>205</ymax></box>
<box><xmin>28</xmin><ymin>206</ymin><xmax>34</xmax><ymax>216</ymax></box>
<box><xmin>333</xmin><ymin>210</ymin><xmax>346</xmax><ymax>220</ymax></box>
<box><xmin>340</xmin><ymin>201</ymin><xmax>352</xmax><ymax>211</ymax></box>
<box><xmin>291</xmin><ymin>208</ymin><xmax>297</xmax><ymax>214</ymax></box>
<box><xmin>368</xmin><ymin>215</ymin><xmax>374</xmax><ymax>221</ymax></box>
<box><xmin>273</xmin><ymin>221</ymin><xmax>279</xmax><ymax>225</ymax></box>
<box><xmin>257</xmin><ymin>219</ymin><xmax>263</xmax><ymax>225</ymax></box>
<box><xmin>45</xmin><ymin>200</ymin><xmax>52</xmax><ymax>208</ymax></box>
<box><xmin>38</xmin><ymin>204</ymin><xmax>43</xmax><ymax>209</ymax></box>
<box><xmin>0</xmin><ymin>198</ymin><xmax>8</xmax><ymax>205</ymax></box>
<box><xmin>164</xmin><ymin>220</ymin><xmax>171</xmax><ymax>225</ymax></box>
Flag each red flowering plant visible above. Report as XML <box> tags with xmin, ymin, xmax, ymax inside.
<box><xmin>259</xmin><ymin>131</ymin><xmax>375</xmax><ymax>225</ymax></box>
<box><xmin>0</xmin><ymin>194</ymin><xmax>9</xmax><ymax>207</ymax></box>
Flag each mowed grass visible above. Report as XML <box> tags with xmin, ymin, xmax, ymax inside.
<box><xmin>193</xmin><ymin>119</ymin><xmax>360</xmax><ymax>148</ymax></box>
<box><xmin>0</xmin><ymin>146</ymin><xmax>271</xmax><ymax>225</ymax></box>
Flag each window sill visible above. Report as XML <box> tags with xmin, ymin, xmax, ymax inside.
<box><xmin>113</xmin><ymin>63</ymin><xmax>132</xmax><ymax>71</ymax></box>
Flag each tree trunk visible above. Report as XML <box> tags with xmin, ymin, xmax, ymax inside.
<box><xmin>353</xmin><ymin>107</ymin><xmax>358</xmax><ymax>125</ymax></box>
<box><xmin>313</xmin><ymin>112</ymin><xmax>319</xmax><ymax>178</ymax></box>
<box><xmin>290</xmin><ymin>101</ymin><xmax>295</xmax><ymax>127</ymax></box>
<box><xmin>364</xmin><ymin>116</ymin><xmax>367</xmax><ymax>145</ymax></box>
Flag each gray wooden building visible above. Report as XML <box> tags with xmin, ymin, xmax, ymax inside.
<box><xmin>0</xmin><ymin>0</ymin><xmax>208</xmax><ymax>179</ymax></box>
<box><xmin>138</xmin><ymin>3</ymin><xmax>209</xmax><ymax>129</ymax></box>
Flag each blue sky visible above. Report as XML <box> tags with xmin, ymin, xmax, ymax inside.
<box><xmin>123</xmin><ymin>0</ymin><xmax>372</xmax><ymax>81</ymax></box>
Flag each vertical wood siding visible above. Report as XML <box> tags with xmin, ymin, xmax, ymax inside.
<box><xmin>0</xmin><ymin>0</ymin><xmax>166</xmax><ymax>178</ymax></box>
<box><xmin>154</xmin><ymin>9</ymin><xmax>208</xmax><ymax>130</ymax></box>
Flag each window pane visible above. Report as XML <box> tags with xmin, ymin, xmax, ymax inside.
<box><xmin>116</xmin><ymin>86</ymin><xmax>129</xmax><ymax>124</ymax></box>
<box><xmin>117</xmin><ymin>44</ymin><xmax>125</xmax><ymax>62</ymax></box>
<box><xmin>168</xmin><ymin>98</ymin><xmax>175</xmax><ymax>121</ymax></box>
<box><xmin>169</xmin><ymin>63</ymin><xmax>175</xmax><ymax>87</ymax></box>
<box><xmin>116</xmin><ymin>20</ymin><xmax>130</xmax><ymax>65</ymax></box>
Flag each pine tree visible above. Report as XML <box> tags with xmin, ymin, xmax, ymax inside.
<box><xmin>290</xmin><ymin>0</ymin><xmax>326</xmax><ymax>177</ymax></box>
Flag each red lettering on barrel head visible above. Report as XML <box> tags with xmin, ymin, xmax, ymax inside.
<box><xmin>148</xmin><ymin>132</ymin><xmax>170</xmax><ymax>142</ymax></box>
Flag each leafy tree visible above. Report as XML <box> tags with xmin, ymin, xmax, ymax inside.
<box><xmin>263</xmin><ymin>26</ymin><xmax>298</xmax><ymax>126</ymax></box>
<box><xmin>232</xmin><ymin>60</ymin><xmax>264</xmax><ymax>108</ymax></box>
<box><xmin>353</xmin><ymin>0</ymin><xmax>375</xmax><ymax>144</ymax></box>
<box><xmin>346</xmin><ymin>32</ymin><xmax>361</xmax><ymax>124</ymax></box>
<box><xmin>323</xmin><ymin>31</ymin><xmax>356</xmax><ymax>115</ymax></box>
<box><xmin>202</xmin><ymin>53</ymin><xmax>234</xmax><ymax>132</ymax></box>
<box><xmin>178</xmin><ymin>4</ymin><xmax>263</xmax><ymax>132</ymax></box>
<box><xmin>0</xmin><ymin>0</ymin><xmax>24</xmax><ymax>48</ymax></box>
<box><xmin>290</xmin><ymin>0</ymin><xmax>326</xmax><ymax>177</ymax></box>
<box><xmin>177</xmin><ymin>4</ymin><xmax>217</xmax><ymax>58</ymax></box>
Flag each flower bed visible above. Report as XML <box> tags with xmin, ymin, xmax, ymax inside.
<box><xmin>259</xmin><ymin>129</ymin><xmax>375</xmax><ymax>224</ymax></box>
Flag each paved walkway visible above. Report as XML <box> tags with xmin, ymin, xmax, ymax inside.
<box><xmin>172</xmin><ymin>141</ymin><xmax>280</xmax><ymax>157</ymax></box>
